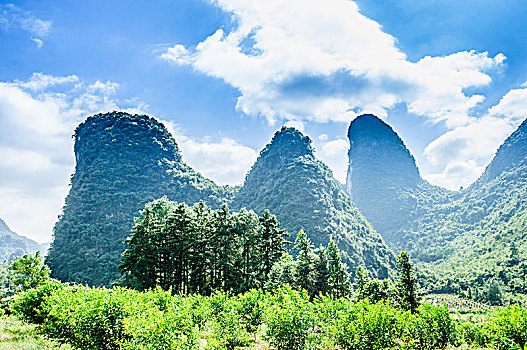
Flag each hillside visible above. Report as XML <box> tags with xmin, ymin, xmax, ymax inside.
<box><xmin>46</xmin><ymin>112</ymin><xmax>234</xmax><ymax>286</ymax></box>
<box><xmin>0</xmin><ymin>218</ymin><xmax>46</xmax><ymax>263</ymax></box>
<box><xmin>407</xmin><ymin>119</ymin><xmax>527</xmax><ymax>300</ymax></box>
<box><xmin>346</xmin><ymin>114</ymin><xmax>527</xmax><ymax>302</ymax></box>
<box><xmin>234</xmin><ymin>126</ymin><xmax>395</xmax><ymax>278</ymax></box>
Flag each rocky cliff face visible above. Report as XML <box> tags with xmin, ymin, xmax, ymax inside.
<box><xmin>234</xmin><ymin>126</ymin><xmax>395</xmax><ymax>278</ymax></box>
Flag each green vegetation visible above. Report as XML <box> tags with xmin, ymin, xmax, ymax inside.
<box><xmin>47</xmin><ymin>113</ymin><xmax>395</xmax><ymax>287</ymax></box>
<box><xmin>6</xmin><ymin>278</ymin><xmax>527</xmax><ymax>350</ymax></box>
<box><xmin>0</xmin><ymin>315</ymin><xmax>72</xmax><ymax>350</ymax></box>
<box><xmin>0</xmin><ymin>218</ymin><xmax>46</xmax><ymax>264</ymax></box>
<box><xmin>119</xmin><ymin>198</ymin><xmax>288</xmax><ymax>294</ymax></box>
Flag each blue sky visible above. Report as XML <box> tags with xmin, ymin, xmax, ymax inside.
<box><xmin>1</xmin><ymin>0</ymin><xmax>527</xmax><ymax>243</ymax></box>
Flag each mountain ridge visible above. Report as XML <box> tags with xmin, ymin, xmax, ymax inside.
<box><xmin>47</xmin><ymin>112</ymin><xmax>394</xmax><ymax>286</ymax></box>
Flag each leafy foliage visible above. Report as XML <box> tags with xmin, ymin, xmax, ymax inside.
<box><xmin>8</xmin><ymin>252</ymin><xmax>50</xmax><ymax>291</ymax></box>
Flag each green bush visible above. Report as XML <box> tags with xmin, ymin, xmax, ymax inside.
<box><xmin>459</xmin><ymin>322</ymin><xmax>491</xmax><ymax>348</ymax></box>
<box><xmin>42</xmin><ymin>286</ymin><xmax>131</xmax><ymax>349</ymax></box>
<box><xmin>120</xmin><ymin>296</ymin><xmax>199</xmax><ymax>350</ymax></box>
<box><xmin>401</xmin><ymin>303</ymin><xmax>457</xmax><ymax>350</ymax></box>
<box><xmin>10</xmin><ymin>279</ymin><xmax>63</xmax><ymax>324</ymax></box>
<box><xmin>487</xmin><ymin>304</ymin><xmax>527</xmax><ymax>350</ymax></box>
<box><xmin>206</xmin><ymin>291</ymin><xmax>252</xmax><ymax>350</ymax></box>
<box><xmin>234</xmin><ymin>289</ymin><xmax>265</xmax><ymax>334</ymax></box>
<box><xmin>263</xmin><ymin>286</ymin><xmax>315</xmax><ymax>350</ymax></box>
<box><xmin>320</xmin><ymin>298</ymin><xmax>403</xmax><ymax>350</ymax></box>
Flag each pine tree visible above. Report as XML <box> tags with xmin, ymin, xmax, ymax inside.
<box><xmin>395</xmin><ymin>251</ymin><xmax>420</xmax><ymax>313</ymax></box>
<box><xmin>258</xmin><ymin>210</ymin><xmax>289</xmax><ymax>283</ymax></box>
<box><xmin>327</xmin><ymin>235</ymin><xmax>350</xmax><ymax>298</ymax></box>
<box><xmin>313</xmin><ymin>247</ymin><xmax>330</xmax><ymax>296</ymax></box>
<box><xmin>294</xmin><ymin>230</ymin><xmax>316</xmax><ymax>296</ymax></box>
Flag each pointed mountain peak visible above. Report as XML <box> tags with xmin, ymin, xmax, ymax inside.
<box><xmin>259</xmin><ymin>126</ymin><xmax>314</xmax><ymax>161</ymax></box>
<box><xmin>0</xmin><ymin>217</ymin><xmax>10</xmax><ymax>233</ymax></box>
<box><xmin>479</xmin><ymin>117</ymin><xmax>527</xmax><ymax>182</ymax></box>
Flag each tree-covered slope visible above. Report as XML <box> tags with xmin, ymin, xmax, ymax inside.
<box><xmin>346</xmin><ymin>114</ymin><xmax>452</xmax><ymax>248</ymax></box>
<box><xmin>46</xmin><ymin>112</ymin><xmax>234</xmax><ymax>286</ymax></box>
<box><xmin>234</xmin><ymin>127</ymin><xmax>394</xmax><ymax>278</ymax></box>
<box><xmin>0</xmin><ymin>218</ymin><xmax>46</xmax><ymax>263</ymax></box>
<box><xmin>404</xmin><ymin>118</ymin><xmax>527</xmax><ymax>300</ymax></box>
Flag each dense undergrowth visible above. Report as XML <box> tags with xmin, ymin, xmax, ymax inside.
<box><xmin>6</xmin><ymin>281</ymin><xmax>527</xmax><ymax>350</ymax></box>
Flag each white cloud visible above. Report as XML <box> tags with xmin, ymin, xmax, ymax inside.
<box><xmin>31</xmin><ymin>37</ymin><xmax>43</xmax><ymax>48</ymax></box>
<box><xmin>0</xmin><ymin>4</ymin><xmax>51</xmax><ymax>45</ymax></box>
<box><xmin>161</xmin><ymin>121</ymin><xmax>258</xmax><ymax>186</ymax></box>
<box><xmin>488</xmin><ymin>87</ymin><xmax>527</xmax><ymax>120</ymax></box>
<box><xmin>422</xmin><ymin>114</ymin><xmax>519</xmax><ymax>189</ymax></box>
<box><xmin>162</xmin><ymin>0</ymin><xmax>503</xmax><ymax>129</ymax></box>
<box><xmin>0</xmin><ymin>73</ymin><xmax>146</xmax><ymax>243</ymax></box>
<box><xmin>316</xmin><ymin>138</ymin><xmax>349</xmax><ymax>183</ymax></box>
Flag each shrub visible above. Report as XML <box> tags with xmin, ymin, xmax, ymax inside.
<box><xmin>234</xmin><ymin>289</ymin><xmax>265</xmax><ymax>334</ymax></box>
<box><xmin>487</xmin><ymin>304</ymin><xmax>527</xmax><ymax>350</ymax></box>
<box><xmin>263</xmin><ymin>286</ymin><xmax>315</xmax><ymax>350</ymax></box>
<box><xmin>401</xmin><ymin>303</ymin><xmax>457</xmax><ymax>350</ymax></box>
<box><xmin>206</xmin><ymin>291</ymin><xmax>252</xmax><ymax>350</ymax></box>
<box><xmin>10</xmin><ymin>279</ymin><xmax>63</xmax><ymax>324</ymax></box>
<box><xmin>459</xmin><ymin>322</ymin><xmax>491</xmax><ymax>348</ymax></box>
<box><xmin>42</xmin><ymin>286</ymin><xmax>132</xmax><ymax>349</ymax></box>
<box><xmin>320</xmin><ymin>298</ymin><xmax>403</xmax><ymax>350</ymax></box>
<box><xmin>120</xmin><ymin>296</ymin><xmax>199</xmax><ymax>350</ymax></box>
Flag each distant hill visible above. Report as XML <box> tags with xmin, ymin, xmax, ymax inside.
<box><xmin>0</xmin><ymin>218</ymin><xmax>48</xmax><ymax>263</ymax></box>
<box><xmin>234</xmin><ymin>126</ymin><xmax>395</xmax><ymax>278</ymax></box>
<box><xmin>347</xmin><ymin>114</ymin><xmax>527</xmax><ymax>301</ymax></box>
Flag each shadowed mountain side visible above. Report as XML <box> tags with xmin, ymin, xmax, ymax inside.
<box><xmin>346</xmin><ymin>114</ymin><xmax>451</xmax><ymax>247</ymax></box>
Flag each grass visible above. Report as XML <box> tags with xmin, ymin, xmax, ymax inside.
<box><xmin>0</xmin><ymin>315</ymin><xmax>72</xmax><ymax>350</ymax></box>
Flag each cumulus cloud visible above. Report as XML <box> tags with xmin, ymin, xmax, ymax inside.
<box><xmin>316</xmin><ymin>138</ymin><xmax>349</xmax><ymax>183</ymax></box>
<box><xmin>162</xmin><ymin>0</ymin><xmax>504</xmax><ymax>129</ymax></box>
<box><xmin>0</xmin><ymin>73</ymin><xmax>146</xmax><ymax>243</ymax></box>
<box><xmin>488</xmin><ymin>87</ymin><xmax>527</xmax><ymax>120</ymax></box>
<box><xmin>0</xmin><ymin>3</ymin><xmax>51</xmax><ymax>45</ymax></box>
<box><xmin>160</xmin><ymin>121</ymin><xmax>258</xmax><ymax>186</ymax></box>
<box><xmin>422</xmin><ymin>112</ymin><xmax>520</xmax><ymax>189</ymax></box>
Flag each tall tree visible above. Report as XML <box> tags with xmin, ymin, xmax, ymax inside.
<box><xmin>294</xmin><ymin>230</ymin><xmax>316</xmax><ymax>297</ymax></box>
<box><xmin>395</xmin><ymin>251</ymin><xmax>420</xmax><ymax>313</ymax></box>
<box><xmin>258</xmin><ymin>210</ymin><xmax>289</xmax><ymax>283</ymax></box>
<box><xmin>327</xmin><ymin>236</ymin><xmax>350</xmax><ymax>298</ymax></box>
<box><xmin>313</xmin><ymin>247</ymin><xmax>330</xmax><ymax>296</ymax></box>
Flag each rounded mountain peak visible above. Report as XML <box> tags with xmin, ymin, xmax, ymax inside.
<box><xmin>74</xmin><ymin>111</ymin><xmax>182</xmax><ymax>168</ymax></box>
<box><xmin>259</xmin><ymin>126</ymin><xmax>314</xmax><ymax>161</ymax></box>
